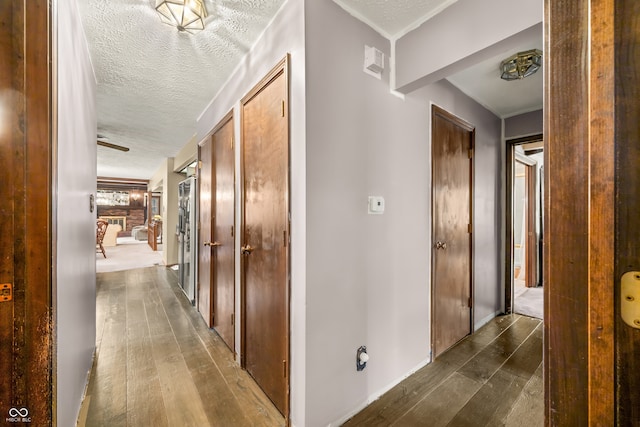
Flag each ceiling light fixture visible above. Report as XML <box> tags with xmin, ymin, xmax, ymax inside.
<box><xmin>500</xmin><ymin>49</ymin><xmax>542</xmax><ymax>81</ymax></box>
<box><xmin>155</xmin><ymin>0</ymin><xmax>208</xmax><ymax>34</ymax></box>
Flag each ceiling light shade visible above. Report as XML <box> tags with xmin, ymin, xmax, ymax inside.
<box><xmin>500</xmin><ymin>49</ymin><xmax>542</xmax><ymax>81</ymax></box>
<box><xmin>155</xmin><ymin>0</ymin><xmax>208</xmax><ymax>34</ymax></box>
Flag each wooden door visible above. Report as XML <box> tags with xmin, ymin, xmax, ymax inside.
<box><xmin>524</xmin><ymin>164</ymin><xmax>537</xmax><ymax>288</ymax></box>
<box><xmin>198</xmin><ymin>137</ymin><xmax>213</xmax><ymax>327</ymax></box>
<box><xmin>211</xmin><ymin>114</ymin><xmax>235</xmax><ymax>351</ymax></box>
<box><xmin>241</xmin><ymin>57</ymin><xmax>290</xmax><ymax>417</ymax></box>
<box><xmin>0</xmin><ymin>0</ymin><xmax>53</xmax><ymax>421</ymax></box>
<box><xmin>431</xmin><ymin>105</ymin><xmax>473</xmax><ymax>358</ymax></box>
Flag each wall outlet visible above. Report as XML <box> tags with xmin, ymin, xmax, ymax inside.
<box><xmin>356</xmin><ymin>346</ymin><xmax>368</xmax><ymax>371</ymax></box>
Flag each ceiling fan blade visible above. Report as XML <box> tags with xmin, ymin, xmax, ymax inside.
<box><xmin>97</xmin><ymin>140</ymin><xmax>130</xmax><ymax>152</ymax></box>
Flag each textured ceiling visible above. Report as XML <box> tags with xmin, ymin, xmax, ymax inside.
<box><xmin>82</xmin><ymin>0</ymin><xmax>540</xmax><ymax>179</ymax></box>
<box><xmin>333</xmin><ymin>0</ymin><xmax>458</xmax><ymax>38</ymax></box>
<box><xmin>78</xmin><ymin>0</ymin><xmax>286</xmax><ymax>179</ymax></box>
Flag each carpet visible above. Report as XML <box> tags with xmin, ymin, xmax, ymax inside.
<box><xmin>96</xmin><ymin>237</ymin><xmax>163</xmax><ymax>273</ymax></box>
<box><xmin>513</xmin><ymin>285</ymin><xmax>543</xmax><ymax>319</ymax></box>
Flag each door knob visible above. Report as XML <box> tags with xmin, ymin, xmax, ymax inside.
<box><xmin>241</xmin><ymin>244</ymin><xmax>254</xmax><ymax>255</ymax></box>
<box><xmin>435</xmin><ymin>241</ymin><xmax>448</xmax><ymax>250</ymax></box>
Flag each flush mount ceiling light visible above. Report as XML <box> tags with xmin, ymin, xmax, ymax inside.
<box><xmin>500</xmin><ymin>49</ymin><xmax>542</xmax><ymax>81</ymax></box>
<box><xmin>155</xmin><ymin>0</ymin><xmax>208</xmax><ymax>34</ymax></box>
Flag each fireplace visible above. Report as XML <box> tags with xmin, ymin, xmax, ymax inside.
<box><xmin>100</xmin><ymin>216</ymin><xmax>127</xmax><ymax>231</ymax></box>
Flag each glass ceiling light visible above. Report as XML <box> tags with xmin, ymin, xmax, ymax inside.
<box><xmin>155</xmin><ymin>0</ymin><xmax>208</xmax><ymax>34</ymax></box>
<box><xmin>500</xmin><ymin>49</ymin><xmax>542</xmax><ymax>81</ymax></box>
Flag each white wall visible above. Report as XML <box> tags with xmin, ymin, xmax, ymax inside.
<box><xmin>147</xmin><ymin>157</ymin><xmax>183</xmax><ymax>266</ymax></box>
<box><xmin>196</xmin><ymin>0</ymin><xmax>306</xmax><ymax>424</ymax></box>
<box><xmin>505</xmin><ymin>109</ymin><xmax>543</xmax><ymax>139</ymax></box>
<box><xmin>55</xmin><ymin>1</ymin><xmax>97</xmax><ymax>425</ymax></box>
<box><xmin>304</xmin><ymin>2</ymin><xmax>501</xmax><ymax>425</ymax></box>
<box><xmin>173</xmin><ymin>134</ymin><xmax>198</xmax><ymax>172</ymax></box>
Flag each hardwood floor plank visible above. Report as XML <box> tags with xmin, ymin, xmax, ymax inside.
<box><xmin>447</xmin><ymin>369</ymin><xmax>529</xmax><ymax>427</ymax></box>
<box><xmin>393</xmin><ymin>372</ymin><xmax>483</xmax><ymax>427</ymax></box>
<box><xmin>456</xmin><ymin>316</ymin><xmax>540</xmax><ymax>383</ymax></box>
<box><xmin>500</xmin><ymin>323</ymin><xmax>543</xmax><ymax>380</ymax></box>
<box><xmin>143</xmin><ymin>276</ymin><xmax>210</xmax><ymax>426</ymax></box>
<box><xmin>126</xmin><ymin>281</ymin><xmax>169</xmax><ymax>427</ymax></box>
<box><xmin>503</xmin><ymin>362</ymin><xmax>544</xmax><ymax>427</ymax></box>
<box><xmin>84</xmin><ymin>277</ymin><xmax>128</xmax><ymax>426</ymax></box>
<box><xmin>150</xmin><ymin>271</ymin><xmax>255</xmax><ymax>426</ymax></box>
<box><xmin>447</xmin><ymin>320</ymin><xmax>542</xmax><ymax>426</ymax></box>
<box><xmin>156</xmin><ymin>268</ymin><xmax>285</xmax><ymax>426</ymax></box>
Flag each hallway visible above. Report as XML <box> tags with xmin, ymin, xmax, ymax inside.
<box><xmin>80</xmin><ymin>267</ymin><xmax>285</xmax><ymax>426</ymax></box>
<box><xmin>80</xmin><ymin>266</ymin><xmax>542</xmax><ymax>426</ymax></box>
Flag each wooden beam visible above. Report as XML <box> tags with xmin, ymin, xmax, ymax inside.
<box><xmin>614</xmin><ymin>0</ymin><xmax>640</xmax><ymax>423</ymax></box>
<box><xmin>0</xmin><ymin>0</ymin><xmax>53</xmax><ymax>423</ymax></box>
<box><xmin>545</xmin><ymin>0</ymin><xmax>616</xmax><ymax>424</ymax></box>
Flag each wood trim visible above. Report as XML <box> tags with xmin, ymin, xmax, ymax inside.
<box><xmin>200</xmin><ymin>110</ymin><xmax>234</xmax><ymax>146</ymax></box>
<box><xmin>544</xmin><ymin>0</ymin><xmax>615</xmax><ymax>424</ymax></box>
<box><xmin>614</xmin><ymin>0</ymin><xmax>640</xmax><ymax>422</ymax></box>
<box><xmin>504</xmin><ymin>134</ymin><xmax>542</xmax><ymax>316</ymax></box>
<box><xmin>432</xmin><ymin>104</ymin><xmax>475</xmax><ymax>132</ymax></box>
<box><xmin>0</xmin><ymin>1</ymin><xmax>15</xmax><ymax>418</ymax></box>
<box><xmin>0</xmin><ymin>0</ymin><xmax>53</xmax><ymax>422</ymax></box>
<box><xmin>240</xmin><ymin>56</ymin><xmax>289</xmax><ymax>106</ymax></box>
<box><xmin>505</xmin><ymin>146</ymin><xmax>513</xmax><ymax>314</ymax></box>
<box><xmin>97</xmin><ymin>176</ymin><xmax>149</xmax><ymax>185</ymax></box>
<box><xmin>588</xmin><ymin>0</ymin><xmax>615</xmax><ymax>422</ymax></box>
<box><xmin>507</xmin><ymin>134</ymin><xmax>543</xmax><ymax>146</ymax></box>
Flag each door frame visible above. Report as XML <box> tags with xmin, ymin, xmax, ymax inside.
<box><xmin>0</xmin><ymin>0</ymin><xmax>54</xmax><ymax>421</ymax></box>
<box><xmin>239</xmin><ymin>55</ymin><xmax>291</xmax><ymax>419</ymax></box>
<box><xmin>430</xmin><ymin>104</ymin><xmax>475</xmax><ymax>358</ymax></box>
<box><xmin>213</xmin><ymin>111</ymin><xmax>236</xmax><ymax>351</ymax></box>
<box><xmin>197</xmin><ymin>135</ymin><xmax>213</xmax><ymax>327</ymax></box>
<box><xmin>544</xmin><ymin>0</ymin><xmax>620</xmax><ymax>423</ymax></box>
<box><xmin>504</xmin><ymin>134</ymin><xmax>543</xmax><ymax>314</ymax></box>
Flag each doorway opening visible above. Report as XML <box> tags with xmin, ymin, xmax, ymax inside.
<box><xmin>506</xmin><ymin>135</ymin><xmax>543</xmax><ymax>319</ymax></box>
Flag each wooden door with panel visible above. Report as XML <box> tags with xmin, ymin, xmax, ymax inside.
<box><xmin>431</xmin><ymin>105</ymin><xmax>474</xmax><ymax>358</ymax></box>
<box><xmin>241</xmin><ymin>57</ymin><xmax>290</xmax><ymax>417</ymax></box>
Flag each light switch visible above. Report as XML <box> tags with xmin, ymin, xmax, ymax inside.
<box><xmin>368</xmin><ymin>196</ymin><xmax>385</xmax><ymax>214</ymax></box>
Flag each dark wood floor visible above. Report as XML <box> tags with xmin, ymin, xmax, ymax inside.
<box><xmin>79</xmin><ymin>266</ymin><xmax>542</xmax><ymax>426</ymax></box>
<box><xmin>79</xmin><ymin>266</ymin><xmax>285</xmax><ymax>427</ymax></box>
<box><xmin>344</xmin><ymin>314</ymin><xmax>543</xmax><ymax>427</ymax></box>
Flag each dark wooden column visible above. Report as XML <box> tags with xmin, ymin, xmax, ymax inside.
<box><xmin>614</xmin><ymin>0</ymin><xmax>640</xmax><ymax>424</ymax></box>
<box><xmin>546</xmin><ymin>0</ymin><xmax>640</xmax><ymax>425</ymax></box>
<box><xmin>0</xmin><ymin>0</ymin><xmax>53</xmax><ymax>423</ymax></box>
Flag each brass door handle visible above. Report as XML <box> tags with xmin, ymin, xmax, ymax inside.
<box><xmin>204</xmin><ymin>241</ymin><xmax>222</xmax><ymax>247</ymax></box>
<box><xmin>241</xmin><ymin>244</ymin><xmax>254</xmax><ymax>255</ymax></box>
<box><xmin>435</xmin><ymin>241</ymin><xmax>447</xmax><ymax>250</ymax></box>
